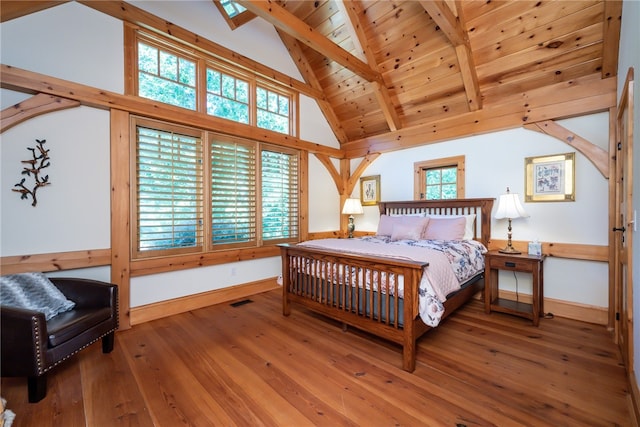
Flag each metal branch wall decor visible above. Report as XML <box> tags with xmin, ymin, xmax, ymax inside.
<box><xmin>13</xmin><ymin>139</ymin><xmax>51</xmax><ymax>207</ymax></box>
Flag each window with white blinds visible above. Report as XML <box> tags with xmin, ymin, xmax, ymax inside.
<box><xmin>211</xmin><ymin>138</ymin><xmax>256</xmax><ymax>246</ymax></box>
<box><xmin>132</xmin><ymin>117</ymin><xmax>299</xmax><ymax>258</ymax></box>
<box><xmin>261</xmin><ymin>148</ymin><xmax>299</xmax><ymax>242</ymax></box>
<box><xmin>136</xmin><ymin>124</ymin><xmax>203</xmax><ymax>256</ymax></box>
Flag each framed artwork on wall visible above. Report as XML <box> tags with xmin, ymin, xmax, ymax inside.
<box><xmin>360</xmin><ymin>175</ymin><xmax>380</xmax><ymax>206</ymax></box>
<box><xmin>525</xmin><ymin>152</ymin><xmax>575</xmax><ymax>202</ymax></box>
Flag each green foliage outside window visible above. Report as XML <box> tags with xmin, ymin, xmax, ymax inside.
<box><xmin>138</xmin><ymin>42</ymin><xmax>196</xmax><ymax>110</ymax></box>
<box><xmin>136</xmin><ymin>33</ymin><xmax>295</xmax><ymax>136</ymax></box>
<box><xmin>426</xmin><ymin>166</ymin><xmax>457</xmax><ymax>199</ymax></box>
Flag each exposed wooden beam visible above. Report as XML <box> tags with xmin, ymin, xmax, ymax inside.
<box><xmin>0</xmin><ymin>64</ymin><xmax>344</xmax><ymax>158</ymax></box>
<box><xmin>1</xmin><ymin>93</ymin><xmax>79</xmax><ymax>133</ymax></box>
<box><xmin>420</xmin><ymin>0</ymin><xmax>465</xmax><ymax>44</ymax></box>
<box><xmin>236</xmin><ymin>0</ymin><xmax>383</xmax><ymax>85</ymax></box>
<box><xmin>346</xmin><ymin>153</ymin><xmax>381</xmax><ymax>196</ymax></box>
<box><xmin>523</xmin><ymin>120</ymin><xmax>610</xmax><ymax>179</ymax></box>
<box><xmin>601</xmin><ymin>0</ymin><xmax>622</xmax><ymax>79</ymax></box>
<box><xmin>277</xmin><ymin>30</ymin><xmax>348</xmax><ymax>144</ymax></box>
<box><xmin>343</xmin><ymin>75</ymin><xmax>616</xmax><ymax>158</ymax></box>
<box><xmin>339</xmin><ymin>1</ymin><xmax>401</xmax><ymax>132</ymax></box>
<box><xmin>314</xmin><ymin>153</ymin><xmax>343</xmax><ymax>194</ymax></box>
<box><xmin>420</xmin><ymin>0</ymin><xmax>482</xmax><ymax>111</ymax></box>
<box><xmin>0</xmin><ymin>1</ymin><xmax>68</xmax><ymax>23</ymax></box>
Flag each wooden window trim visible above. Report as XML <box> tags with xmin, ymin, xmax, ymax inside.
<box><xmin>125</xmin><ymin>24</ymin><xmax>298</xmax><ymax>137</ymax></box>
<box><xmin>414</xmin><ymin>155</ymin><xmax>465</xmax><ymax>200</ymax></box>
<box><xmin>130</xmin><ymin>116</ymin><xmax>301</xmax><ymax>260</ymax></box>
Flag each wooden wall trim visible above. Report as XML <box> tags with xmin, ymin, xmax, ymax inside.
<box><xmin>1</xmin><ymin>93</ymin><xmax>79</xmax><ymax>133</ymax></box>
<box><xmin>0</xmin><ymin>249</ymin><xmax>110</xmax><ymax>275</ymax></box>
<box><xmin>111</xmin><ymin>108</ymin><xmax>132</xmax><ymax>330</ymax></box>
<box><xmin>129</xmin><ymin>278</ymin><xmax>279</xmax><ymax>325</ymax></box>
<box><xmin>489</xmin><ymin>240</ymin><xmax>609</xmax><ymax>262</ymax></box>
<box><xmin>0</xmin><ymin>64</ymin><xmax>343</xmax><ymax>159</ymax></box>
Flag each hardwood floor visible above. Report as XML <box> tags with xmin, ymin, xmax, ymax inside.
<box><xmin>1</xmin><ymin>289</ymin><xmax>633</xmax><ymax>426</ymax></box>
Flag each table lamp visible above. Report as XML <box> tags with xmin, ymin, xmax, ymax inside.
<box><xmin>495</xmin><ymin>187</ymin><xmax>529</xmax><ymax>254</ymax></box>
<box><xmin>342</xmin><ymin>198</ymin><xmax>364</xmax><ymax>238</ymax></box>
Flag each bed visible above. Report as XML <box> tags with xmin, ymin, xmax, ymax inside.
<box><xmin>279</xmin><ymin>198</ymin><xmax>494</xmax><ymax>372</ymax></box>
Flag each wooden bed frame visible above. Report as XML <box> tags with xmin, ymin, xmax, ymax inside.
<box><xmin>279</xmin><ymin>198</ymin><xmax>494</xmax><ymax>372</ymax></box>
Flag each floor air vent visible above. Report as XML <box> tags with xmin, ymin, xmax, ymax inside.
<box><xmin>230</xmin><ymin>299</ymin><xmax>253</xmax><ymax>307</ymax></box>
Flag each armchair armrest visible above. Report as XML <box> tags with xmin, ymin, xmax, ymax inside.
<box><xmin>50</xmin><ymin>278</ymin><xmax>117</xmax><ymax>310</ymax></box>
<box><xmin>0</xmin><ymin>306</ymin><xmax>48</xmax><ymax>377</ymax></box>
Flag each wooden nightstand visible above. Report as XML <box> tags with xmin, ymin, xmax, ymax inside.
<box><xmin>484</xmin><ymin>251</ymin><xmax>545</xmax><ymax>326</ymax></box>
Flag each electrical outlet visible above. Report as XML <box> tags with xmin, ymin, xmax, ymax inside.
<box><xmin>230</xmin><ymin>267</ymin><xmax>237</xmax><ymax>276</ymax></box>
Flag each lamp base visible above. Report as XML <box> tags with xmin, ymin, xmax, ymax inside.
<box><xmin>499</xmin><ymin>245</ymin><xmax>521</xmax><ymax>254</ymax></box>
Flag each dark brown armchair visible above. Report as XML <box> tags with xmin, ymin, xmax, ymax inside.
<box><xmin>1</xmin><ymin>277</ymin><xmax>118</xmax><ymax>403</ymax></box>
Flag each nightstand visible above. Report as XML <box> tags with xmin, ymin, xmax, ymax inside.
<box><xmin>484</xmin><ymin>251</ymin><xmax>545</xmax><ymax>326</ymax></box>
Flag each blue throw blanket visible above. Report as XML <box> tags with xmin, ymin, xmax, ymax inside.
<box><xmin>0</xmin><ymin>273</ymin><xmax>75</xmax><ymax>320</ymax></box>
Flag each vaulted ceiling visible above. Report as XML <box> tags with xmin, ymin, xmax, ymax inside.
<box><xmin>1</xmin><ymin>1</ymin><xmax>623</xmax><ymax>159</ymax></box>
<box><xmin>235</xmin><ymin>0</ymin><xmax>622</xmax><ymax>157</ymax></box>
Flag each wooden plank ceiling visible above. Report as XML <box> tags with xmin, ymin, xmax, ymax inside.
<box><xmin>237</xmin><ymin>0</ymin><xmax>621</xmax><ymax>155</ymax></box>
<box><xmin>2</xmin><ymin>1</ymin><xmax>622</xmax><ymax>158</ymax></box>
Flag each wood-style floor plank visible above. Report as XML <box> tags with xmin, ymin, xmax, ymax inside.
<box><xmin>1</xmin><ymin>289</ymin><xmax>633</xmax><ymax>426</ymax></box>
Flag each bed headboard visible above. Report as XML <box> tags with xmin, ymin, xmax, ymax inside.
<box><xmin>378</xmin><ymin>198</ymin><xmax>495</xmax><ymax>246</ymax></box>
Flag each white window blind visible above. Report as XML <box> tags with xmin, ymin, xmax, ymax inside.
<box><xmin>211</xmin><ymin>138</ymin><xmax>257</xmax><ymax>245</ymax></box>
<box><xmin>136</xmin><ymin>126</ymin><xmax>203</xmax><ymax>254</ymax></box>
<box><xmin>261</xmin><ymin>149</ymin><xmax>299</xmax><ymax>241</ymax></box>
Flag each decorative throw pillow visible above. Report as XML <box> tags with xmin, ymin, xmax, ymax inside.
<box><xmin>423</xmin><ymin>216</ymin><xmax>467</xmax><ymax>240</ymax></box>
<box><xmin>0</xmin><ymin>273</ymin><xmax>75</xmax><ymax>320</ymax></box>
<box><xmin>390</xmin><ymin>216</ymin><xmax>429</xmax><ymax>241</ymax></box>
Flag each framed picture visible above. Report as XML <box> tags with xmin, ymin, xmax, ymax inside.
<box><xmin>525</xmin><ymin>152</ymin><xmax>575</xmax><ymax>202</ymax></box>
<box><xmin>360</xmin><ymin>175</ymin><xmax>380</xmax><ymax>206</ymax></box>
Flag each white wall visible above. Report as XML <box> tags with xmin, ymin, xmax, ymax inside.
<box><xmin>618</xmin><ymin>0</ymin><xmax>640</xmax><ymax>392</ymax></box>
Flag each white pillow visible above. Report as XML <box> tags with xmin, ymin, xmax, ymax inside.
<box><xmin>426</xmin><ymin>214</ymin><xmax>476</xmax><ymax>240</ymax></box>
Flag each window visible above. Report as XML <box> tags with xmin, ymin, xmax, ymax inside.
<box><xmin>135</xmin><ymin>121</ymin><xmax>203</xmax><ymax>256</ymax></box>
<box><xmin>210</xmin><ymin>137</ymin><xmax>256</xmax><ymax>246</ymax></box>
<box><xmin>137</xmin><ymin>41</ymin><xmax>196</xmax><ymax>110</ymax></box>
<box><xmin>414</xmin><ymin>156</ymin><xmax>465</xmax><ymax>200</ymax></box>
<box><xmin>133</xmin><ymin>117</ymin><xmax>300</xmax><ymax>258</ymax></box>
<box><xmin>206</xmin><ymin>69</ymin><xmax>250</xmax><ymax>124</ymax></box>
<box><xmin>213</xmin><ymin>1</ymin><xmax>256</xmax><ymax>30</ymax></box>
<box><xmin>219</xmin><ymin>0</ymin><xmax>246</xmax><ymax>18</ymax></box>
<box><xmin>261</xmin><ymin>148</ymin><xmax>299</xmax><ymax>241</ymax></box>
<box><xmin>128</xmin><ymin>29</ymin><xmax>297</xmax><ymax>136</ymax></box>
<box><xmin>256</xmin><ymin>86</ymin><xmax>291</xmax><ymax>134</ymax></box>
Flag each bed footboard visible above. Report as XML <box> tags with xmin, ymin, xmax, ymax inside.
<box><xmin>279</xmin><ymin>243</ymin><xmax>427</xmax><ymax>371</ymax></box>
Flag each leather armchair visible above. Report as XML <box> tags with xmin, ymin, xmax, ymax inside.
<box><xmin>1</xmin><ymin>277</ymin><xmax>118</xmax><ymax>403</ymax></box>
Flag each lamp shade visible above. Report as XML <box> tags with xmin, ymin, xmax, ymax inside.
<box><xmin>342</xmin><ymin>198</ymin><xmax>364</xmax><ymax>215</ymax></box>
<box><xmin>495</xmin><ymin>188</ymin><xmax>529</xmax><ymax>219</ymax></box>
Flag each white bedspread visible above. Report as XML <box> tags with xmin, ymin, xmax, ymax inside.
<box><xmin>295</xmin><ymin>237</ymin><xmax>487</xmax><ymax>327</ymax></box>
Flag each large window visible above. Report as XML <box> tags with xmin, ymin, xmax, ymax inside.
<box><xmin>133</xmin><ymin>117</ymin><xmax>300</xmax><ymax>258</ymax></box>
<box><xmin>414</xmin><ymin>156</ymin><xmax>465</xmax><ymax>200</ymax></box>
<box><xmin>129</xmin><ymin>30</ymin><xmax>296</xmax><ymax>136</ymax></box>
